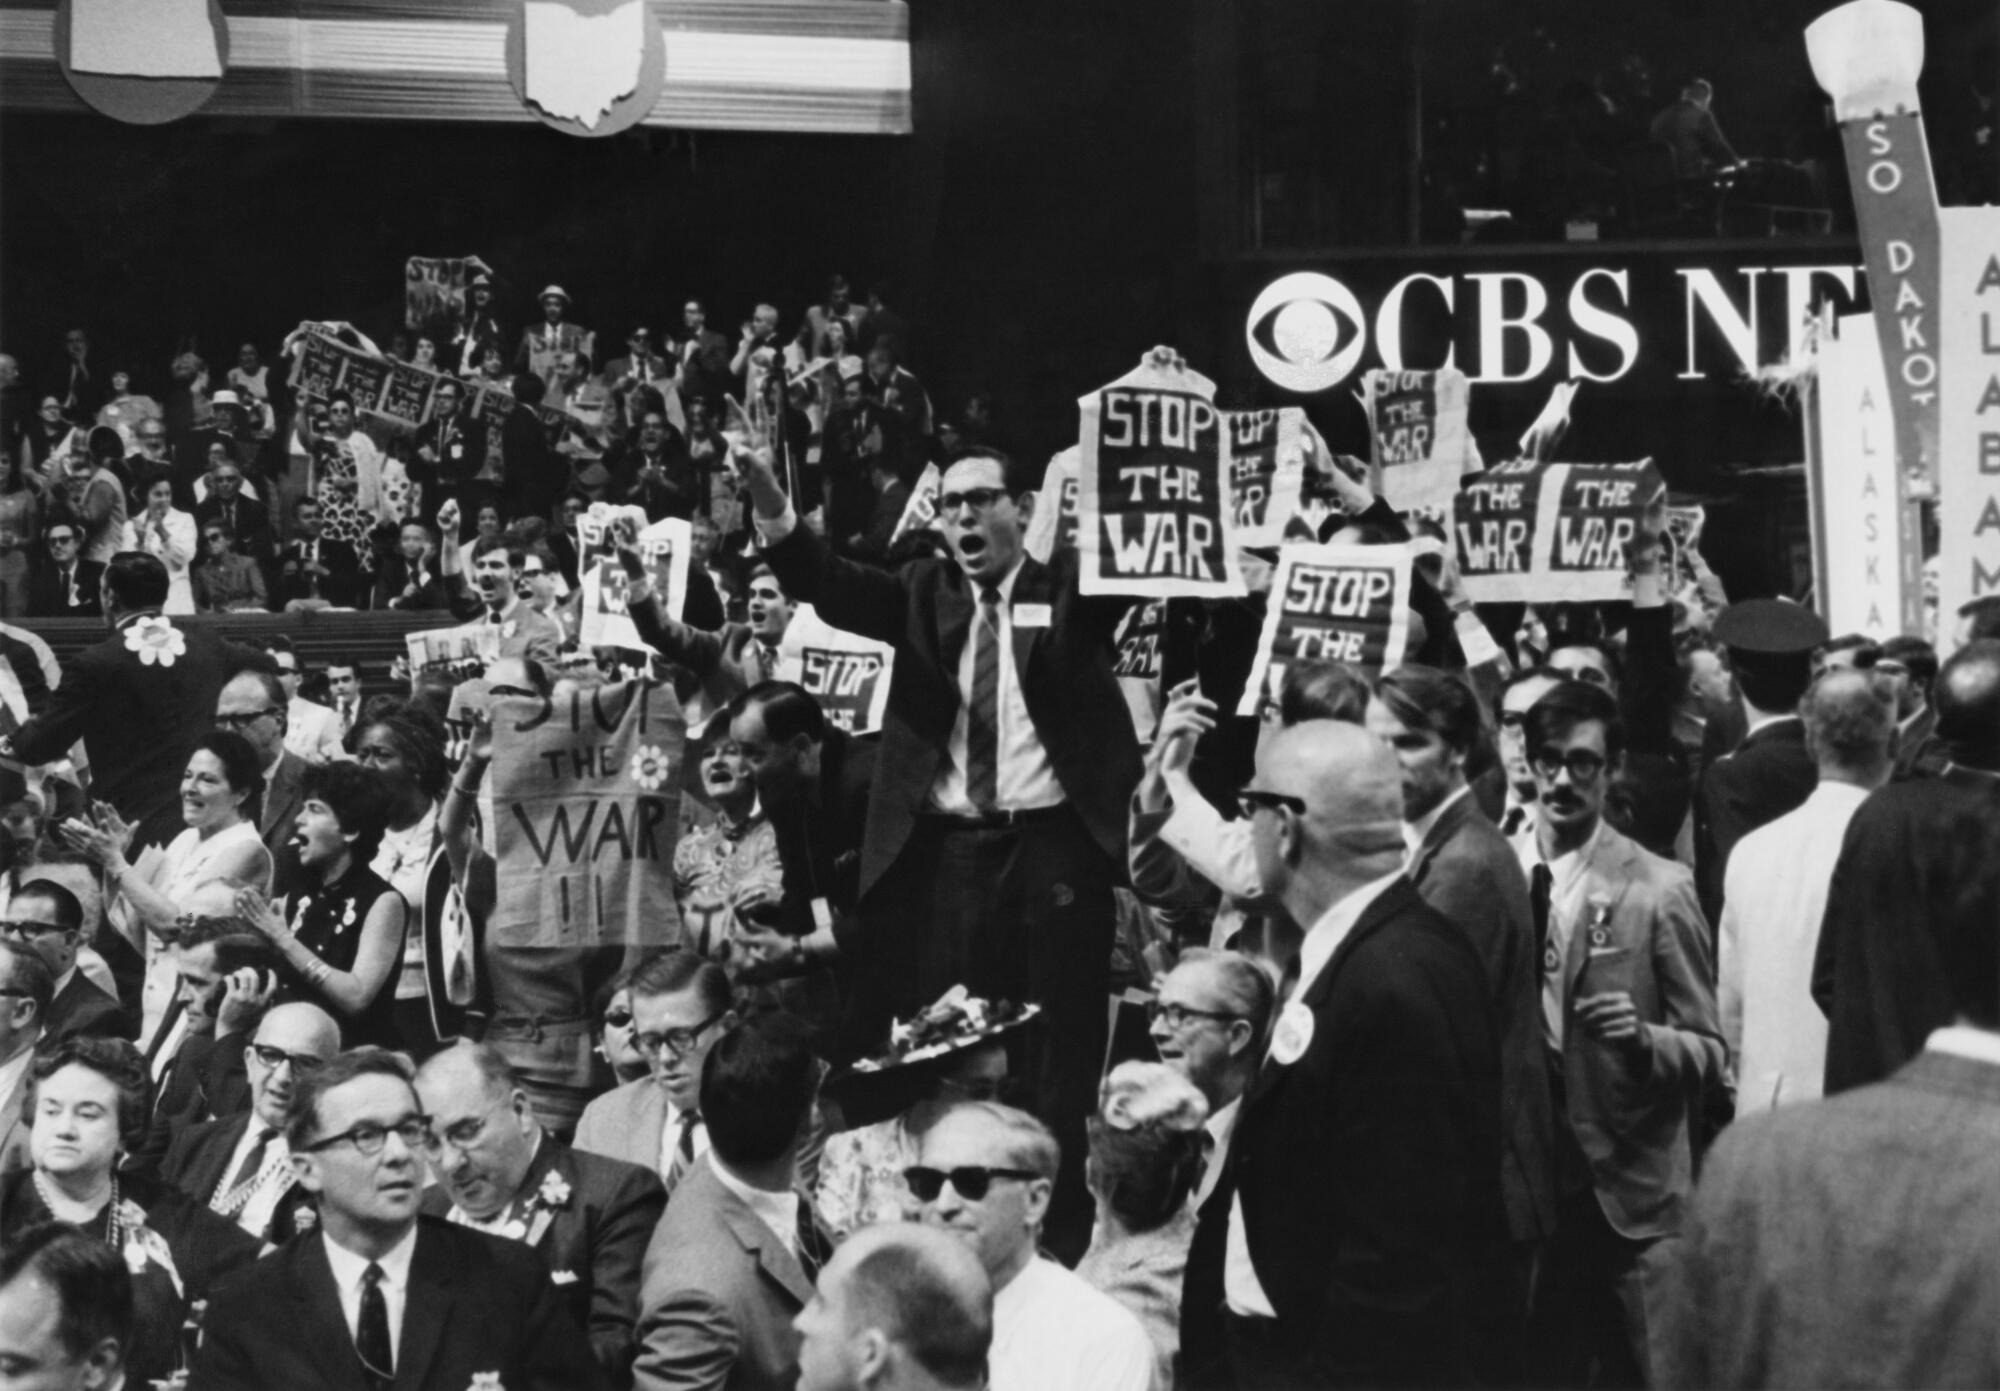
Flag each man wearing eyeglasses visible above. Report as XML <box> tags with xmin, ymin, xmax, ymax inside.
<box><xmin>909</xmin><ymin>1102</ymin><xmax>1151</xmax><ymax>1391</ymax></box>
<box><xmin>216</xmin><ymin>670</ymin><xmax>310</xmax><ymax>862</ymax></box>
<box><xmin>1146</xmin><ymin>951</ymin><xmax>1272</xmax><ymax>1214</ymax></box>
<box><xmin>416</xmin><ymin>1041</ymin><xmax>665</xmax><ymax>1388</ymax></box>
<box><xmin>192</xmin><ymin>1047</ymin><xmax>604</xmax><ymax>1391</ymax></box>
<box><xmin>1508</xmin><ymin>681</ymin><xmax>1721</xmax><ymax>1388</ymax></box>
<box><xmin>742</xmin><ymin>442</ymin><xmax>1141</xmax><ymax>1262</ymax></box>
<box><xmin>26</xmin><ymin>524</ymin><xmax>102</xmax><ymax>619</ymax></box>
<box><xmin>0</xmin><ymin>939</ymin><xmax>52</xmax><ymax>1174</ymax></box>
<box><xmin>160</xmin><ymin>1002</ymin><xmax>338</xmax><ymax>1244</ymax></box>
<box><xmin>265</xmin><ymin>638</ymin><xmax>346</xmax><ymax>766</ymax></box>
<box><xmin>2</xmin><ymin>882</ymin><xmax>125</xmax><ymax>1043</ymax></box>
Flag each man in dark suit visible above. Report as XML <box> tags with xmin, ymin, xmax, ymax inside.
<box><xmin>190</xmin><ymin>1048</ymin><xmax>604</xmax><ymax>1391</ymax></box>
<box><xmin>626</xmin><ymin>538</ymin><xmax>794</xmax><ymax>724</ymax></box>
<box><xmin>633</xmin><ymin>1014</ymin><xmax>832</xmax><ymax>1391</ymax></box>
<box><xmin>1367</xmin><ymin>665</ymin><xmax>1554</xmax><ymax>1378</ymax></box>
<box><xmin>276</xmin><ymin>497</ymin><xmax>363</xmax><ymax>611</ymax></box>
<box><xmin>1657</xmin><ymin>790</ymin><xmax>2000</xmax><ymax>1390</ymax></box>
<box><xmin>1182</xmin><ymin>722</ymin><xmax>1504</xmax><ymax>1389</ymax></box>
<box><xmin>1513</xmin><ymin>681</ymin><xmax>1725</xmax><ymax>1389</ymax></box>
<box><xmin>501</xmin><ymin>374</ymin><xmax>558</xmax><ymax>526</ymax></box>
<box><xmin>0</xmin><ymin>940</ymin><xmax>52</xmax><ymax>1174</ymax></box>
<box><xmin>674</xmin><ymin>300</ymin><xmax>732</xmax><ymax>411</ymax></box>
<box><xmin>193</xmin><ymin>458</ymin><xmax>276</xmax><ymax>573</ymax></box>
<box><xmin>416</xmin><ymin>1042</ymin><xmax>666</xmax><ymax>1389</ymax></box>
<box><xmin>1814</xmin><ymin>640</ymin><xmax>2000</xmax><ymax>1095</ymax></box>
<box><xmin>1693</xmin><ymin>600</ymin><xmax>1828</xmax><ymax>926</ymax></box>
<box><xmin>411</xmin><ymin>377</ymin><xmax>487</xmax><ymax>518</ymax></box>
<box><xmin>744</xmin><ymin>443</ymin><xmax>1140</xmax><ymax>1260</ymax></box>
<box><xmin>27</xmin><ymin>521</ymin><xmax>103</xmax><ymax>618</ymax></box>
<box><xmin>215</xmin><ymin>669</ymin><xmax>309</xmax><ymax>862</ymax></box>
<box><xmin>161</xmin><ymin>1002</ymin><xmax>339</xmax><ymax>1244</ymax></box>
<box><xmin>4</xmin><ymin>552</ymin><xmax>278</xmax><ymax>854</ymax></box>
<box><xmin>2</xmin><ymin>882</ymin><xmax>128</xmax><ymax>1041</ymax></box>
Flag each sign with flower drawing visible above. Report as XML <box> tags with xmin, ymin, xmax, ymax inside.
<box><xmin>489</xmin><ymin>679</ymin><xmax>687</xmax><ymax>951</ymax></box>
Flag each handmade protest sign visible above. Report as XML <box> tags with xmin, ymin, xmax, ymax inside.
<box><xmin>490</xmin><ymin>680</ymin><xmax>687</xmax><ymax>950</ymax></box>
<box><xmin>576</xmin><ymin>505</ymin><xmax>690</xmax><ymax>651</ymax></box>
<box><xmin>1360</xmin><ymin>369</ymin><xmax>1480</xmax><ymax>512</ymax></box>
<box><xmin>1237</xmin><ymin>545</ymin><xmax>1413</xmax><ymax>715</ymax></box>
<box><xmin>1111</xmin><ymin>599</ymin><xmax>1166</xmax><ymax>741</ymax></box>
<box><xmin>338</xmin><ymin>354</ymin><xmax>392</xmax><ymax>414</ymax></box>
<box><xmin>891</xmin><ymin>463</ymin><xmax>941</xmax><ymax>547</ymax></box>
<box><xmin>1024</xmin><ymin>447</ymin><xmax>1081</xmax><ymax>562</ymax></box>
<box><xmin>1225</xmin><ymin>409</ymin><xmax>1310</xmax><ymax>548</ymax></box>
<box><xmin>779</xmin><ymin>603</ymin><xmax>895</xmax><ymax>734</ymax></box>
<box><xmin>379</xmin><ymin>361</ymin><xmax>437</xmax><ymax>430</ymax></box>
<box><xmin>1810</xmin><ymin>314</ymin><xmax>1923</xmax><ymax>639</ymax></box>
<box><xmin>405</xmin><ymin>256</ymin><xmax>480</xmax><ymax>335</ymax></box>
<box><xmin>290</xmin><ymin>330</ymin><xmax>347</xmax><ymax>401</ymax></box>
<box><xmin>1454</xmin><ymin>458</ymin><xmax>1665</xmax><ymax>604</ymax></box>
<box><xmin>406</xmin><ymin>625</ymin><xmax>501</xmax><ymax>672</ymax></box>
<box><xmin>1078</xmin><ymin>349</ymin><xmax>1242</xmax><ymax>597</ymax></box>
<box><xmin>1937</xmin><ymin>206</ymin><xmax>2000</xmax><ymax>632</ymax></box>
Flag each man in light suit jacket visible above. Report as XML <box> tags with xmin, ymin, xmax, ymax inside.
<box><xmin>1369</xmin><ymin>665</ymin><xmax>1555</xmax><ymax>1380</ymax></box>
<box><xmin>745</xmin><ymin>443</ymin><xmax>1140</xmax><ymax>1260</ymax></box>
<box><xmin>4</xmin><ymin>552</ymin><xmax>278</xmax><ymax>853</ymax></box>
<box><xmin>1512</xmin><ymin>681</ymin><xmax>1725</xmax><ymax>1389</ymax></box>
<box><xmin>418</xmin><ymin>1042</ymin><xmax>666</xmax><ymax>1390</ymax></box>
<box><xmin>627</xmin><ymin>550</ymin><xmax>795</xmax><ymax>728</ymax></box>
<box><xmin>1182</xmin><ymin>723</ymin><xmax>1505</xmax><ymax>1390</ymax></box>
<box><xmin>1656</xmin><ymin>791</ymin><xmax>2000</xmax><ymax>1389</ymax></box>
<box><xmin>190</xmin><ymin>1048</ymin><xmax>604</xmax><ymax>1391</ymax></box>
<box><xmin>633</xmin><ymin>1014</ymin><xmax>832</xmax><ymax>1391</ymax></box>
<box><xmin>0</xmin><ymin>941</ymin><xmax>50</xmax><ymax>1176</ymax></box>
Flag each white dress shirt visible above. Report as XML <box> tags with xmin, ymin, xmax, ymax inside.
<box><xmin>1719</xmin><ymin>780</ymin><xmax>1870</xmax><ymax>1115</ymax></box>
<box><xmin>321</xmin><ymin>1223</ymin><xmax>418</xmax><ymax>1365</ymax></box>
<box><xmin>0</xmin><ymin>1043</ymin><xmax>32</xmax><ymax>1120</ymax></box>
<box><xmin>710</xmin><ymin>1156</ymin><xmax>801</xmax><ymax>1258</ymax></box>
<box><xmin>1516</xmin><ymin>821</ymin><xmax>1604</xmax><ymax>1050</ymax></box>
<box><xmin>989</xmin><ymin>1256</ymin><xmax>1154</xmax><ymax>1391</ymax></box>
<box><xmin>755</xmin><ymin>504</ymin><xmax>1062</xmax><ymax>814</ymax></box>
<box><xmin>1226</xmin><ymin>871</ymin><xmax>1403</xmax><ymax>1317</ymax></box>
<box><xmin>1158</xmin><ymin>793</ymin><xmax>1262</xmax><ymax>901</ymax></box>
<box><xmin>1192</xmin><ymin>1096</ymin><xmax>1239</xmax><ymax>1214</ymax></box>
<box><xmin>1926</xmin><ymin>1025</ymin><xmax>2000</xmax><ymax>1067</ymax></box>
<box><xmin>658</xmin><ymin>1099</ymin><xmax>710</xmax><ymax>1176</ymax></box>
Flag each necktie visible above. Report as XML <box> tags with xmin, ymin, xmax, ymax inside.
<box><xmin>226</xmin><ymin>1127</ymin><xmax>274</xmax><ymax>1193</ymax></box>
<box><xmin>966</xmin><ymin>585</ymin><xmax>1002</xmax><ymax>811</ymax></box>
<box><xmin>1531</xmin><ymin>862</ymin><xmax>1555</xmax><ymax>969</ymax></box>
<box><xmin>62</xmin><ymin>566</ymin><xmax>75</xmax><ymax>607</ymax></box>
<box><xmin>794</xmin><ymin>1206</ymin><xmax>831</xmax><ymax>1283</ymax></box>
<box><xmin>756</xmin><ymin>643</ymin><xmax>779</xmax><ymax>680</ymax></box>
<box><xmin>666</xmin><ymin>1109</ymin><xmax>702</xmax><ymax>1191</ymax></box>
<box><xmin>355</xmin><ymin>1262</ymin><xmax>394</xmax><ymax>1388</ymax></box>
<box><xmin>1500</xmin><ymin>804</ymin><xmax>1526</xmax><ymax>838</ymax></box>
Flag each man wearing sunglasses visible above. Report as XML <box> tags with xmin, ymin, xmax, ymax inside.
<box><xmin>193</xmin><ymin>1047</ymin><xmax>603</xmax><ymax>1391</ymax></box>
<box><xmin>160</xmin><ymin>1001</ymin><xmax>338</xmax><ymax>1243</ymax></box>
<box><xmin>416</xmin><ymin>1041</ymin><xmax>665</xmax><ymax>1388</ymax></box>
<box><xmin>909</xmin><ymin>1102</ymin><xmax>1151</xmax><ymax>1391</ymax></box>
<box><xmin>1510</xmin><ymin>681</ymin><xmax>1721</xmax><ymax>1388</ymax></box>
<box><xmin>742</xmin><ymin>441</ymin><xmax>1142</xmax><ymax>1261</ymax></box>
<box><xmin>2</xmin><ymin>882</ymin><xmax>125</xmax><ymax>1043</ymax></box>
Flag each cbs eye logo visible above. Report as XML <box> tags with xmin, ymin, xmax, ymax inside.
<box><xmin>1246</xmin><ymin>273</ymin><xmax>1367</xmax><ymax>393</ymax></box>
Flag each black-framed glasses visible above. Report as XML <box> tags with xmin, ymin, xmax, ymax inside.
<box><xmin>249</xmin><ymin>1043</ymin><xmax>326</xmax><ymax>1076</ymax></box>
<box><xmin>603</xmin><ymin>1008</ymin><xmax>633</xmax><ymax>1030</ymax></box>
<box><xmin>1498</xmin><ymin>711</ymin><xmax>1528</xmax><ymax>732</ymax></box>
<box><xmin>46</xmin><ymin>533</ymin><xmax>77</xmax><ymax>547</ymax></box>
<box><xmin>214</xmin><ymin>708</ymin><xmax>281</xmax><ymax>731</ymax></box>
<box><xmin>937</xmin><ymin>487</ymin><xmax>1008</xmax><ymax>516</ymax></box>
<box><xmin>1236</xmin><ymin>788</ymin><xmax>1307</xmax><ymax>819</ymax></box>
<box><xmin>1145</xmin><ymin>1000</ymin><xmax>1244</xmax><ymax>1031</ymax></box>
<box><xmin>204</xmin><ymin>533</ymin><xmax>227</xmax><ymax>544</ymax></box>
<box><xmin>419</xmin><ymin>1100</ymin><xmax>508</xmax><ymax>1155</ymax></box>
<box><xmin>0</xmin><ymin>920</ymin><xmax>69</xmax><ymax>941</ymax></box>
<box><xmin>301</xmin><ymin>1116</ymin><xmax>431</xmax><ymax>1156</ymax></box>
<box><xmin>902</xmin><ymin>1165</ymin><xmax>1042</xmax><ymax>1203</ymax></box>
<box><xmin>1530</xmin><ymin>748</ymin><xmax>1608</xmax><ymax>783</ymax></box>
<box><xmin>634</xmin><ymin>1007</ymin><xmax>727</xmax><ymax>1060</ymax></box>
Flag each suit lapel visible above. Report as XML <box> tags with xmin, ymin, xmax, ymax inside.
<box><xmin>1407</xmin><ymin>793</ymin><xmax>1475</xmax><ymax>885</ymax></box>
<box><xmin>1007</xmin><ymin>557</ymin><xmax>1050</xmax><ymax>685</ymax></box>
<box><xmin>707</xmin><ymin>1164</ymin><xmax>814</xmax><ymax>1308</ymax></box>
<box><xmin>395</xmin><ymin>1227</ymin><xmax>455</xmax><ymax>1391</ymax></box>
<box><xmin>937</xmin><ymin>570</ymin><xmax>974</xmax><ymax>683</ymax></box>
<box><xmin>1564</xmin><ymin>829</ymin><xmax>1634</xmax><ymax>999</ymax></box>
<box><xmin>191</xmin><ymin>1114</ymin><xmax>251</xmax><ymax>1202</ymax></box>
<box><xmin>292</xmin><ymin>1235</ymin><xmax>370</xmax><ymax>1391</ymax></box>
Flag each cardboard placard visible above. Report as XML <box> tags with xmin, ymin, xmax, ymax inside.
<box><xmin>379</xmin><ymin>361</ymin><xmax>437</xmax><ymax>429</ymax></box>
<box><xmin>1225</xmin><ymin>408</ymin><xmax>1310</xmax><ymax>548</ymax></box>
<box><xmin>1809</xmin><ymin>315</ymin><xmax>1919</xmax><ymax>640</ymax></box>
<box><xmin>1937</xmin><ymin>207</ymin><xmax>2000</xmax><ymax>635</ymax></box>
<box><xmin>290</xmin><ymin>331</ymin><xmax>346</xmax><ymax>401</ymax></box>
<box><xmin>1453</xmin><ymin>458</ymin><xmax>1665</xmax><ymax>604</ymax></box>
<box><xmin>890</xmin><ymin>463</ymin><xmax>941</xmax><ymax>547</ymax></box>
<box><xmin>406</xmin><ymin>625</ymin><xmax>501</xmax><ymax>672</ymax></box>
<box><xmin>1077</xmin><ymin>351</ymin><xmax>1243</xmax><ymax>597</ymax></box>
<box><xmin>778</xmin><ymin>603</ymin><xmax>895</xmax><ymax>734</ymax></box>
<box><xmin>1024</xmin><ymin>447</ymin><xmax>1081</xmax><ymax>562</ymax></box>
<box><xmin>575</xmin><ymin>505</ymin><xmax>691</xmax><ymax>650</ymax></box>
<box><xmin>1361</xmin><ymin>369</ymin><xmax>1480</xmax><ymax>512</ymax></box>
<box><xmin>337</xmin><ymin>354</ymin><xmax>392</xmax><ymax>410</ymax></box>
<box><xmin>1237</xmin><ymin>544</ymin><xmax>1414</xmax><ymax>715</ymax></box>
<box><xmin>1111</xmin><ymin>598</ymin><xmax>1166</xmax><ymax>743</ymax></box>
<box><xmin>405</xmin><ymin>255</ymin><xmax>478</xmax><ymax>335</ymax></box>
<box><xmin>489</xmin><ymin>680</ymin><xmax>687</xmax><ymax>950</ymax></box>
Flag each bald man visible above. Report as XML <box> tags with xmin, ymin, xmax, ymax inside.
<box><xmin>160</xmin><ymin>1002</ymin><xmax>340</xmax><ymax>1243</ymax></box>
<box><xmin>1182</xmin><ymin>721</ymin><xmax>1504</xmax><ymax>1389</ymax></box>
<box><xmin>795</xmin><ymin>1223</ymin><xmax>994</xmax><ymax>1391</ymax></box>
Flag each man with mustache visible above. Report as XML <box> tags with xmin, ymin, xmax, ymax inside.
<box><xmin>1510</xmin><ymin>680</ymin><xmax>1723</xmax><ymax>1388</ymax></box>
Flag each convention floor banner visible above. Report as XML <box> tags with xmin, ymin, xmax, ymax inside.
<box><xmin>1808</xmin><ymin>314</ymin><xmax>1921</xmax><ymax>639</ymax></box>
<box><xmin>1937</xmin><ymin>206</ymin><xmax>2000</xmax><ymax>633</ymax></box>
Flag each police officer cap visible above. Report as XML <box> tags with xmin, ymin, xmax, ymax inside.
<box><xmin>1712</xmin><ymin>598</ymin><xmax>1828</xmax><ymax>655</ymax></box>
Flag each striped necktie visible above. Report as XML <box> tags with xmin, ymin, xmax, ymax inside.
<box><xmin>967</xmin><ymin>585</ymin><xmax>1002</xmax><ymax>810</ymax></box>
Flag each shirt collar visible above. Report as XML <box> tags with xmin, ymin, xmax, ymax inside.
<box><xmin>1205</xmin><ymin>1096</ymin><xmax>1240</xmax><ymax>1147</ymax></box>
<box><xmin>1744</xmin><ymin>710</ymin><xmax>1800</xmax><ymax>741</ymax></box>
<box><xmin>1292</xmin><ymin>871</ymin><xmax>1405</xmax><ymax>1002</ymax></box>
<box><xmin>322</xmin><ymin>1220</ymin><xmax>418</xmax><ymax>1294</ymax></box>
<box><xmin>709</xmin><ymin>1156</ymin><xmax>800</xmax><ymax>1251</ymax></box>
<box><xmin>1403</xmin><ymin>784</ymin><xmax>1471</xmax><ymax>857</ymax></box>
<box><xmin>1925</xmin><ymin>1025</ymin><xmax>2000</xmax><ymax>1068</ymax></box>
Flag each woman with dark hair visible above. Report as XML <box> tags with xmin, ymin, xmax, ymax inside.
<box><xmin>1076</xmin><ymin>1061</ymin><xmax>1209</xmax><ymax>1389</ymax></box>
<box><xmin>348</xmin><ymin>701</ymin><xmax>446</xmax><ymax>1048</ymax></box>
<box><xmin>132</xmin><ymin>470</ymin><xmax>196</xmax><ymax>614</ymax></box>
<box><xmin>0</xmin><ymin>1035</ymin><xmax>258</xmax><ymax>1386</ymax></box>
<box><xmin>60</xmin><ymin>732</ymin><xmax>272</xmax><ymax>1047</ymax></box>
<box><xmin>235</xmin><ymin>760</ymin><xmax>405</xmax><ymax>1047</ymax></box>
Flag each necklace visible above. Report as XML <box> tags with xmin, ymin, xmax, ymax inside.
<box><xmin>33</xmin><ymin>1168</ymin><xmax>119</xmax><ymax>1246</ymax></box>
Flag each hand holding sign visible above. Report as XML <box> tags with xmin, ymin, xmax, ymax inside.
<box><xmin>437</xmin><ymin>497</ymin><xmax>461</xmax><ymax>537</ymax></box>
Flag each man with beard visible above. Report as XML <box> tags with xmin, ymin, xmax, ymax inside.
<box><xmin>742</xmin><ymin>443</ymin><xmax>1140</xmax><ymax>1261</ymax></box>
<box><xmin>160</xmin><ymin>1002</ymin><xmax>339</xmax><ymax>1244</ymax></box>
<box><xmin>416</xmin><ymin>1042</ymin><xmax>665</xmax><ymax>1390</ymax></box>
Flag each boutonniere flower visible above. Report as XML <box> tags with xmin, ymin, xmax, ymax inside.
<box><xmin>468</xmin><ymin>1374</ymin><xmax>504</xmax><ymax>1391</ymax></box>
<box><xmin>501</xmin><ymin>620</ymin><xmax>518</xmax><ymax>641</ymax></box>
<box><xmin>536</xmin><ymin>1172</ymin><xmax>573</xmax><ymax>1210</ymax></box>
<box><xmin>123</xmin><ymin>615</ymin><xmax>187</xmax><ymax>668</ymax></box>
<box><xmin>116</xmin><ymin>1201</ymin><xmax>184</xmax><ymax>1296</ymax></box>
<box><xmin>294</xmin><ymin>1204</ymin><xmax>317</xmax><ymax>1233</ymax></box>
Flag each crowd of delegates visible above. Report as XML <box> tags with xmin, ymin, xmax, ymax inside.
<box><xmin>1</xmin><ymin>295</ymin><xmax>1999</xmax><ymax>1391</ymax></box>
<box><xmin>0</xmin><ymin>277</ymin><xmax>968</xmax><ymax>626</ymax></box>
